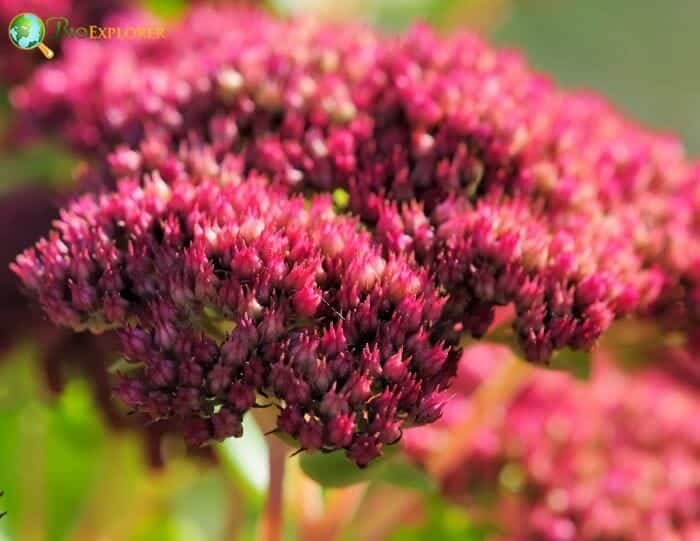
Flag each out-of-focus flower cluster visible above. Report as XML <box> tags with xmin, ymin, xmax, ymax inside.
<box><xmin>404</xmin><ymin>345</ymin><xmax>700</xmax><ymax>540</ymax></box>
<box><xmin>11</xmin><ymin>4</ymin><xmax>700</xmax><ymax>469</ymax></box>
<box><xmin>13</xmin><ymin>6</ymin><xmax>700</xmax><ymax>365</ymax></box>
<box><xmin>13</xmin><ymin>174</ymin><xmax>457</xmax><ymax>465</ymax></box>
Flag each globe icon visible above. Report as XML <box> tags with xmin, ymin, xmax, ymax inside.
<box><xmin>8</xmin><ymin>12</ymin><xmax>53</xmax><ymax>58</ymax></box>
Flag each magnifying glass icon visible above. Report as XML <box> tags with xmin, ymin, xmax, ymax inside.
<box><xmin>8</xmin><ymin>12</ymin><xmax>55</xmax><ymax>59</ymax></box>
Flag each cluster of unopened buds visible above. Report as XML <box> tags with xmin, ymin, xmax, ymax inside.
<box><xmin>11</xmin><ymin>5</ymin><xmax>700</xmax><ymax>464</ymax></box>
<box><xmin>403</xmin><ymin>345</ymin><xmax>700</xmax><ymax>540</ymax></box>
<box><xmin>13</xmin><ymin>175</ymin><xmax>456</xmax><ymax>465</ymax></box>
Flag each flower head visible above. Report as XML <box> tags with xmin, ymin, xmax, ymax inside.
<box><xmin>13</xmin><ymin>6</ymin><xmax>700</xmax><ymax>363</ymax></box>
<box><xmin>14</xmin><ymin>174</ymin><xmax>458</xmax><ymax>465</ymax></box>
<box><xmin>404</xmin><ymin>346</ymin><xmax>700</xmax><ymax>540</ymax></box>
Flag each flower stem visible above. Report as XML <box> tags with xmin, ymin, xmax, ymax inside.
<box><xmin>428</xmin><ymin>353</ymin><xmax>532</xmax><ymax>479</ymax></box>
<box><xmin>259</xmin><ymin>439</ymin><xmax>286</xmax><ymax>541</ymax></box>
<box><xmin>254</xmin><ymin>407</ymin><xmax>288</xmax><ymax>541</ymax></box>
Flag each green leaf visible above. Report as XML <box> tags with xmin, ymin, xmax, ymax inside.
<box><xmin>143</xmin><ymin>0</ymin><xmax>186</xmax><ymax>19</ymax></box>
<box><xmin>374</xmin><ymin>455</ymin><xmax>436</xmax><ymax>493</ymax></box>
<box><xmin>388</xmin><ymin>494</ymin><xmax>498</xmax><ymax>541</ymax></box>
<box><xmin>0</xmin><ymin>140</ymin><xmax>77</xmax><ymax>194</ymax></box>
<box><xmin>46</xmin><ymin>380</ymin><xmax>106</xmax><ymax>541</ymax></box>
<box><xmin>168</xmin><ymin>473</ymin><xmax>227</xmax><ymax>541</ymax></box>
<box><xmin>299</xmin><ymin>448</ymin><xmax>388</xmax><ymax>488</ymax></box>
<box><xmin>300</xmin><ymin>445</ymin><xmax>435</xmax><ymax>491</ymax></box>
<box><xmin>549</xmin><ymin>348</ymin><xmax>591</xmax><ymax>381</ymax></box>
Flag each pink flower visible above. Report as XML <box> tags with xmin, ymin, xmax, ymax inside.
<box><xmin>14</xmin><ymin>174</ymin><xmax>458</xmax><ymax>465</ymax></box>
<box><xmin>404</xmin><ymin>346</ymin><xmax>700</xmax><ymax>540</ymax></box>
<box><xmin>13</xmin><ymin>6</ymin><xmax>700</xmax><ymax>362</ymax></box>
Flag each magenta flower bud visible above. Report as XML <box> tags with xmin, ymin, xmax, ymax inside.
<box><xmin>285</xmin><ymin>377</ymin><xmax>312</xmax><ymax>406</ymax></box>
<box><xmin>232</xmin><ymin>247</ymin><xmax>262</xmax><ymax>279</ymax></box>
<box><xmin>70</xmin><ymin>274</ymin><xmax>98</xmax><ymax>309</ymax></box>
<box><xmin>221</xmin><ymin>318</ymin><xmax>258</xmax><ymax>367</ymax></box>
<box><xmin>114</xmin><ymin>379</ymin><xmax>147</xmax><ymax>407</ymax></box>
<box><xmin>293</xmin><ymin>285</ymin><xmax>322</xmax><ymax>318</ymax></box>
<box><xmin>583</xmin><ymin>302</ymin><xmax>615</xmax><ymax>335</ymax></box>
<box><xmin>462</xmin><ymin>302</ymin><xmax>496</xmax><ymax>339</ymax></box>
<box><xmin>549</xmin><ymin>316</ymin><xmax>578</xmax><ymax>350</ymax></box>
<box><xmin>415</xmin><ymin>391</ymin><xmax>447</xmax><ymax>425</ymax></box>
<box><xmin>325</xmin><ymin>413</ymin><xmax>356</xmax><ymax>448</ymax></box>
<box><xmin>143</xmin><ymin>391</ymin><xmax>172</xmax><ymax>419</ymax></box>
<box><xmin>355</xmin><ymin>302</ymin><xmax>379</xmax><ymax>334</ymax></box>
<box><xmin>378</xmin><ymin>420</ymin><xmax>403</xmax><ymax>445</ymax></box>
<box><xmin>298</xmin><ymin>418</ymin><xmax>323</xmax><ymax>451</ymax></box>
<box><xmin>320</xmin><ymin>322</ymin><xmax>347</xmax><ymax>359</ymax></box>
<box><xmin>207</xmin><ymin>363</ymin><xmax>231</xmax><ymax>394</ymax></box>
<box><xmin>346</xmin><ymin>373</ymin><xmax>373</xmax><ymax>406</ymax></box>
<box><xmin>183</xmin><ymin>418</ymin><xmax>212</xmax><ymax>448</ymax></box>
<box><xmin>226</xmin><ymin>382</ymin><xmax>256</xmax><ymax>413</ymax></box>
<box><xmin>211</xmin><ymin>407</ymin><xmax>243</xmax><ymax>440</ymax></box>
<box><xmin>108</xmin><ymin>146</ymin><xmax>142</xmax><ymax>178</ymax></box>
<box><xmin>382</xmin><ymin>350</ymin><xmax>409</xmax><ymax>383</ymax></box>
<box><xmin>307</xmin><ymin>358</ymin><xmax>332</xmax><ymax>394</ymax></box>
<box><xmin>413</xmin><ymin>343</ymin><xmax>449</xmax><ymax>378</ymax></box>
<box><xmin>11</xmin><ymin>251</ymin><xmax>44</xmax><ymax>292</ymax></box>
<box><xmin>146</xmin><ymin>358</ymin><xmax>176</xmax><ymax>387</ymax></box>
<box><xmin>319</xmin><ymin>387</ymin><xmax>348</xmax><ymax>418</ymax></box>
<box><xmin>289</xmin><ymin>334</ymin><xmax>318</xmax><ymax>372</ymax></box>
<box><xmin>259</xmin><ymin>309</ymin><xmax>285</xmax><ymax>342</ymax></box>
<box><xmin>103</xmin><ymin>292</ymin><xmax>128</xmax><ymax>324</ymax></box>
<box><xmin>173</xmin><ymin>387</ymin><xmax>201</xmax><ymax>417</ymax></box>
<box><xmin>347</xmin><ymin>434</ymin><xmax>382</xmax><ymax>468</ymax></box>
<box><xmin>396</xmin><ymin>296</ymin><xmax>425</xmax><ymax>333</ymax></box>
<box><xmin>521</xmin><ymin>328</ymin><xmax>553</xmax><ymax>364</ymax></box>
<box><xmin>277</xmin><ymin>406</ymin><xmax>303</xmax><ymax>436</ymax></box>
<box><xmin>359</xmin><ymin>344</ymin><xmax>382</xmax><ymax>377</ymax></box>
<box><xmin>549</xmin><ymin>283</ymin><xmax>575</xmax><ymax>315</ymax></box>
<box><xmin>154</xmin><ymin>319</ymin><xmax>178</xmax><ymax>351</ymax></box>
<box><xmin>575</xmin><ymin>274</ymin><xmax>609</xmax><ymax>307</ymax></box>
<box><xmin>179</xmin><ymin>359</ymin><xmax>204</xmax><ymax>388</ymax></box>
<box><xmin>614</xmin><ymin>285</ymin><xmax>640</xmax><ymax>314</ymax></box>
<box><xmin>121</xmin><ymin>328</ymin><xmax>154</xmax><ymax>361</ymax></box>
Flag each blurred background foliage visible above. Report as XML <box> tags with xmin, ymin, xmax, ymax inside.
<box><xmin>0</xmin><ymin>0</ymin><xmax>697</xmax><ymax>539</ymax></box>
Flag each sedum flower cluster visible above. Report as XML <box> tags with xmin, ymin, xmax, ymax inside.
<box><xmin>14</xmin><ymin>7</ymin><xmax>700</xmax><ymax>362</ymax></box>
<box><xmin>13</xmin><ymin>175</ymin><xmax>456</xmax><ymax>465</ymax></box>
<box><xmin>11</xmin><ymin>6</ymin><xmax>700</xmax><ymax>462</ymax></box>
<box><xmin>403</xmin><ymin>345</ymin><xmax>700</xmax><ymax>540</ymax></box>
